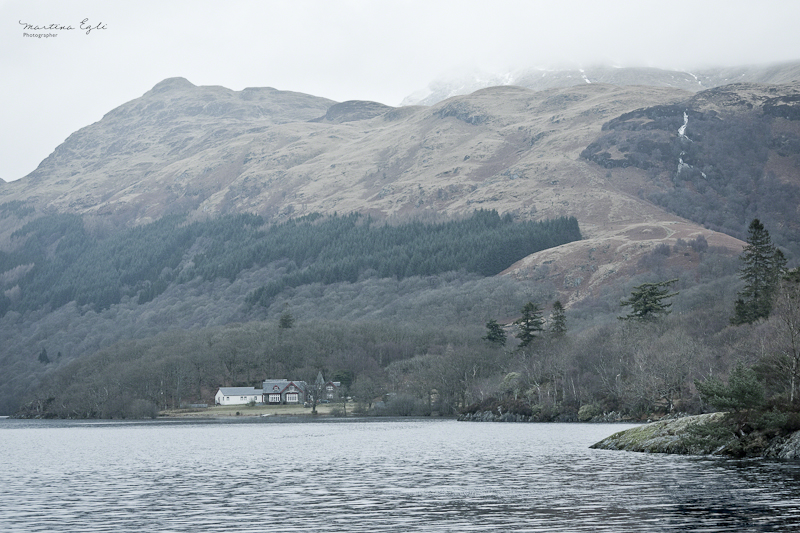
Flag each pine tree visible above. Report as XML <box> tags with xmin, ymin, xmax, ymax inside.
<box><xmin>695</xmin><ymin>361</ymin><xmax>765</xmax><ymax>413</ymax></box>
<box><xmin>731</xmin><ymin>219</ymin><xmax>785</xmax><ymax>325</ymax></box>
<box><xmin>549</xmin><ymin>300</ymin><xmax>567</xmax><ymax>337</ymax></box>
<box><xmin>279</xmin><ymin>310</ymin><xmax>295</xmax><ymax>329</ymax></box>
<box><xmin>619</xmin><ymin>279</ymin><xmax>679</xmax><ymax>322</ymax></box>
<box><xmin>482</xmin><ymin>319</ymin><xmax>507</xmax><ymax>346</ymax></box>
<box><xmin>514</xmin><ymin>301</ymin><xmax>544</xmax><ymax>348</ymax></box>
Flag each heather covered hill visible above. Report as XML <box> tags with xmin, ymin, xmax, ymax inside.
<box><xmin>2</xmin><ymin>80</ymin><xmax>695</xmax><ymax>228</ymax></box>
<box><xmin>0</xmin><ymin>78</ymin><xmax>750</xmax><ymax>306</ymax></box>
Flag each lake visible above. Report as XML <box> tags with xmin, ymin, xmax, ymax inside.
<box><xmin>2</xmin><ymin>418</ymin><xmax>800</xmax><ymax>532</ymax></box>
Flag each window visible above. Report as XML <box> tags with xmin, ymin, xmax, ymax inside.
<box><xmin>286</xmin><ymin>393</ymin><xmax>299</xmax><ymax>403</ymax></box>
<box><xmin>327</xmin><ymin>385</ymin><xmax>334</xmax><ymax>391</ymax></box>
<box><xmin>268</xmin><ymin>394</ymin><xmax>281</xmax><ymax>403</ymax></box>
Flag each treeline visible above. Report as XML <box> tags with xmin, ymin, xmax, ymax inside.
<box><xmin>1</xmin><ymin>269</ymin><xmax>555</xmax><ymax>416</ymax></box>
<box><xmin>0</xmin><ymin>209</ymin><xmax>580</xmax><ymax>316</ymax></box>
<box><xmin>21</xmin><ymin>320</ymin><xmax>496</xmax><ymax>419</ymax></box>
<box><xmin>20</xmin><ymin>237</ymin><xmax>800</xmax><ymax>421</ymax></box>
<box><xmin>18</xmin><ymin>267</ymin><xmax>794</xmax><ymax>421</ymax></box>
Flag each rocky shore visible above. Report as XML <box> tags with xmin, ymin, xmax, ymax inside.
<box><xmin>457</xmin><ymin>409</ymin><xmax>630</xmax><ymax>423</ymax></box>
<box><xmin>458</xmin><ymin>396</ymin><xmax>637</xmax><ymax>424</ymax></box>
<box><xmin>590</xmin><ymin>412</ymin><xmax>800</xmax><ymax>459</ymax></box>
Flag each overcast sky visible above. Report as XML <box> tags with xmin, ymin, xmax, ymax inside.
<box><xmin>2</xmin><ymin>0</ymin><xmax>800</xmax><ymax>183</ymax></box>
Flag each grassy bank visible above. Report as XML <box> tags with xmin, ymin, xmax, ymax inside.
<box><xmin>160</xmin><ymin>403</ymin><xmax>338</xmax><ymax>418</ymax></box>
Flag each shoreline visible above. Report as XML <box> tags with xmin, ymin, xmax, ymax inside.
<box><xmin>590</xmin><ymin>412</ymin><xmax>800</xmax><ymax>459</ymax></box>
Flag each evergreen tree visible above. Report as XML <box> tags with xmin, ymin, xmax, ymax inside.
<box><xmin>695</xmin><ymin>361</ymin><xmax>765</xmax><ymax>413</ymax></box>
<box><xmin>549</xmin><ymin>300</ymin><xmax>567</xmax><ymax>337</ymax></box>
<box><xmin>619</xmin><ymin>279</ymin><xmax>678</xmax><ymax>322</ymax></box>
<box><xmin>278</xmin><ymin>310</ymin><xmax>295</xmax><ymax>329</ymax></box>
<box><xmin>482</xmin><ymin>319</ymin><xmax>507</xmax><ymax>346</ymax></box>
<box><xmin>514</xmin><ymin>301</ymin><xmax>544</xmax><ymax>348</ymax></box>
<box><xmin>731</xmin><ymin>219</ymin><xmax>785</xmax><ymax>325</ymax></box>
<box><xmin>38</xmin><ymin>348</ymin><xmax>49</xmax><ymax>365</ymax></box>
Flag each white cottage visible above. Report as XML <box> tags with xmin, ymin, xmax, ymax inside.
<box><xmin>215</xmin><ymin>387</ymin><xmax>264</xmax><ymax>406</ymax></box>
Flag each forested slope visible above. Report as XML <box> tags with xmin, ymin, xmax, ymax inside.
<box><xmin>0</xmin><ymin>208</ymin><xmax>579</xmax><ymax>316</ymax></box>
<box><xmin>0</xmin><ymin>209</ymin><xmax>580</xmax><ymax>414</ymax></box>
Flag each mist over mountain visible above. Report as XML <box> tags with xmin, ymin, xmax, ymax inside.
<box><xmin>401</xmin><ymin>61</ymin><xmax>800</xmax><ymax>106</ymax></box>
<box><xmin>2</xmin><ymin>61</ymin><xmax>800</xmax><ymax>417</ymax></box>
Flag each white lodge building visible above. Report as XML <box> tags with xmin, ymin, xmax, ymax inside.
<box><xmin>214</xmin><ymin>380</ymin><xmax>308</xmax><ymax>406</ymax></box>
<box><xmin>214</xmin><ymin>387</ymin><xmax>264</xmax><ymax>406</ymax></box>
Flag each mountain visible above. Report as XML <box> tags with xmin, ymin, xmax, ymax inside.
<box><xmin>5</xmin><ymin>76</ymin><xmax>789</xmax><ymax>307</ymax></box>
<box><xmin>401</xmin><ymin>61</ymin><xmax>800</xmax><ymax>106</ymax></box>
<box><xmin>3</xmin><ymin>71</ymin><xmax>800</xmax><ymax>416</ymax></box>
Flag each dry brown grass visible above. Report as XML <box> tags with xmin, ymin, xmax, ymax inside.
<box><xmin>159</xmin><ymin>403</ymin><xmax>337</xmax><ymax>418</ymax></box>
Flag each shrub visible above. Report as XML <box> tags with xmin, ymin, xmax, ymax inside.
<box><xmin>383</xmin><ymin>394</ymin><xmax>424</xmax><ymax>416</ymax></box>
<box><xmin>128</xmin><ymin>399</ymin><xmax>158</xmax><ymax>419</ymax></box>
<box><xmin>578</xmin><ymin>403</ymin><xmax>603</xmax><ymax>421</ymax></box>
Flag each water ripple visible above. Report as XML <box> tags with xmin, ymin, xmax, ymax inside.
<box><xmin>2</xmin><ymin>419</ymin><xmax>800</xmax><ymax>531</ymax></box>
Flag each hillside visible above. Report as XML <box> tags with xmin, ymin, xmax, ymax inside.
<box><xmin>3</xmin><ymin>70</ymin><xmax>800</xmax><ymax>416</ymax></box>
<box><xmin>2</xmin><ymin>78</ymin><xmax>768</xmax><ymax>307</ymax></box>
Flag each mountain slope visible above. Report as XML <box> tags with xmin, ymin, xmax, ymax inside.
<box><xmin>5</xmin><ymin>78</ymin><xmax>788</xmax><ymax>311</ymax></box>
<box><xmin>4</xmin><ymin>79</ymin><xmax>800</xmax><ymax>305</ymax></box>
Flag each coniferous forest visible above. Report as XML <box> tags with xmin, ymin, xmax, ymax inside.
<box><xmin>0</xmin><ymin>208</ymin><xmax>580</xmax><ymax>316</ymax></box>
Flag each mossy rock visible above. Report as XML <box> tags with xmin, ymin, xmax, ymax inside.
<box><xmin>590</xmin><ymin>412</ymin><xmax>729</xmax><ymax>454</ymax></box>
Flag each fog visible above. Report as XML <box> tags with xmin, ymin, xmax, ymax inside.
<box><xmin>2</xmin><ymin>0</ymin><xmax>799</xmax><ymax>182</ymax></box>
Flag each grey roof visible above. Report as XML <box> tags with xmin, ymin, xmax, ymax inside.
<box><xmin>263</xmin><ymin>380</ymin><xmax>307</xmax><ymax>392</ymax></box>
<box><xmin>217</xmin><ymin>387</ymin><xmax>263</xmax><ymax>396</ymax></box>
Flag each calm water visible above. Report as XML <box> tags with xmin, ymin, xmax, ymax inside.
<box><xmin>2</xmin><ymin>418</ymin><xmax>800</xmax><ymax>532</ymax></box>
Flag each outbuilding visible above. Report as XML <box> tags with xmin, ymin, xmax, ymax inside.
<box><xmin>214</xmin><ymin>387</ymin><xmax>264</xmax><ymax>406</ymax></box>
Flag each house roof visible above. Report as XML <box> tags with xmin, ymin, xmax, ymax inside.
<box><xmin>263</xmin><ymin>380</ymin><xmax>307</xmax><ymax>393</ymax></box>
<box><xmin>217</xmin><ymin>387</ymin><xmax>263</xmax><ymax>396</ymax></box>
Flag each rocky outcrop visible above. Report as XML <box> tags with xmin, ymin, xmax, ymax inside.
<box><xmin>311</xmin><ymin>100</ymin><xmax>394</xmax><ymax>123</ymax></box>
<box><xmin>591</xmin><ymin>412</ymin><xmax>800</xmax><ymax>458</ymax></box>
<box><xmin>764</xmin><ymin>431</ymin><xmax>800</xmax><ymax>459</ymax></box>
<box><xmin>459</xmin><ymin>410</ymin><xmax>535</xmax><ymax>423</ymax></box>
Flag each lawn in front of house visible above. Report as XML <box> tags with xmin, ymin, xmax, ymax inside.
<box><xmin>160</xmin><ymin>402</ymin><xmax>338</xmax><ymax>418</ymax></box>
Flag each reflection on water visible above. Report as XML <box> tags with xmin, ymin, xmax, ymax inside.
<box><xmin>2</xmin><ymin>418</ymin><xmax>799</xmax><ymax>532</ymax></box>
